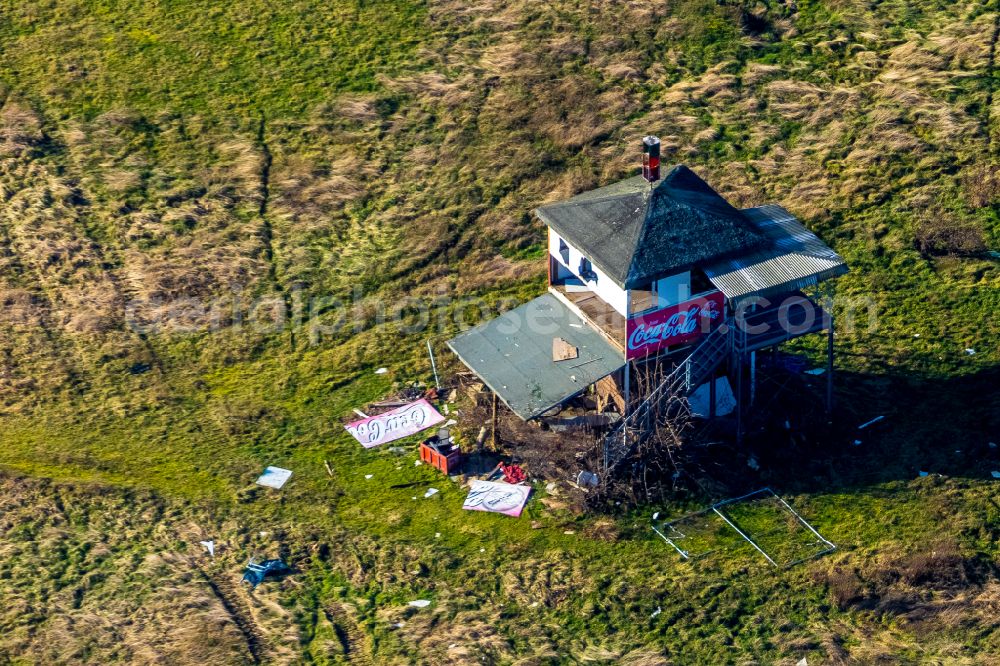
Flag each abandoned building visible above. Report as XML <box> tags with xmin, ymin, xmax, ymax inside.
<box><xmin>447</xmin><ymin>137</ymin><xmax>848</xmax><ymax>477</ymax></box>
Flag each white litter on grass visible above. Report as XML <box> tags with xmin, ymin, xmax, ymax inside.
<box><xmin>256</xmin><ymin>466</ymin><xmax>292</xmax><ymax>489</ymax></box>
<box><xmin>444</xmin><ymin>419</ymin><xmax>457</xmax><ymax>427</ymax></box>
<box><xmin>545</xmin><ymin>482</ymin><xmax>556</xmax><ymax>492</ymax></box>
<box><xmin>414</xmin><ymin>460</ymin><xmax>422</xmax><ymax>466</ymax></box>
<box><xmin>991</xmin><ymin>471</ymin><xmax>1000</xmax><ymax>479</ymax></box>
<box><xmin>435</xmin><ymin>532</ymin><xmax>441</xmax><ymax>538</ymax></box>
<box><xmin>652</xmin><ymin>512</ymin><xmax>660</xmax><ymax>521</ymax></box>
<box><xmin>965</xmin><ymin>348</ymin><xmax>976</xmax><ymax>355</ymax></box>
<box><xmin>199</xmin><ymin>540</ymin><xmax>215</xmax><ymax>557</ymax></box>
<box><xmin>563</xmin><ymin>530</ymin><xmax>575</xmax><ymax>535</ymax></box>
<box><xmin>393</xmin><ymin>622</ymin><xmax>406</xmax><ymax>628</ymax></box>
<box><xmin>424</xmin><ymin>488</ymin><xmax>439</xmax><ymax>498</ymax></box>
<box><xmin>365</xmin><ymin>474</ymin><xmax>373</xmax><ymax>480</ymax></box>
<box><xmin>480</xmin><ymin>548</ymin><xmax>485</xmax><ymax>552</ymax></box>
<box><xmin>375</xmin><ymin>367</ymin><xmax>388</xmax><ymax>374</ymax></box>
<box><xmin>650</xmin><ymin>606</ymin><xmax>662</xmax><ymax>619</ymax></box>
<box><xmin>797</xmin><ymin>658</ymin><xmax>808</xmax><ymax>666</ymax></box>
<box><xmin>913</xmin><ymin>333</ymin><xmax>920</xmax><ymax>338</ymax></box>
<box><xmin>530</xmin><ymin>601</ymin><xmax>539</xmax><ymax>608</ymax></box>
<box><xmin>408</xmin><ymin>600</ymin><xmax>431</xmax><ymax>608</ymax></box>
<box><xmin>352</xmin><ymin>408</ymin><xmax>368</xmax><ymax>418</ymax></box>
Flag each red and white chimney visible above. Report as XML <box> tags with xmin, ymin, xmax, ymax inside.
<box><xmin>642</xmin><ymin>135</ymin><xmax>660</xmax><ymax>182</ymax></box>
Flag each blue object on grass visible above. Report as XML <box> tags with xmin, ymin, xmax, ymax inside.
<box><xmin>242</xmin><ymin>557</ymin><xmax>290</xmax><ymax>588</ymax></box>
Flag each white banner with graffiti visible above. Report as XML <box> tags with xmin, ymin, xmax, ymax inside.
<box><xmin>345</xmin><ymin>399</ymin><xmax>445</xmax><ymax>448</ymax></box>
<box><xmin>462</xmin><ymin>480</ymin><xmax>531</xmax><ymax>517</ymax></box>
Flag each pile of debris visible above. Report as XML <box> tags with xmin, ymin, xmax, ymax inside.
<box><xmin>458</xmin><ymin>376</ymin><xmax>607</xmax><ymax>491</ymax></box>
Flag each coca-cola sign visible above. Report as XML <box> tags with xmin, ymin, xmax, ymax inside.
<box><xmin>626</xmin><ymin>291</ymin><xmax>725</xmax><ymax>360</ymax></box>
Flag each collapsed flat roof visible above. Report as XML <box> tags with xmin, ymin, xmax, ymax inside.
<box><xmin>704</xmin><ymin>204</ymin><xmax>848</xmax><ymax>302</ymax></box>
<box><xmin>447</xmin><ymin>293</ymin><xmax>626</xmax><ymax>420</ymax></box>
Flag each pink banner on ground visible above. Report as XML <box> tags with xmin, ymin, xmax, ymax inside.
<box><xmin>346</xmin><ymin>399</ymin><xmax>445</xmax><ymax>448</ymax></box>
<box><xmin>626</xmin><ymin>291</ymin><xmax>725</xmax><ymax>360</ymax></box>
<box><xmin>462</xmin><ymin>480</ymin><xmax>531</xmax><ymax>517</ymax></box>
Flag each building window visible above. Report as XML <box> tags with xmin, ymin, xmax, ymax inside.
<box><xmin>579</xmin><ymin>257</ymin><xmax>597</xmax><ymax>282</ymax></box>
<box><xmin>691</xmin><ymin>269</ymin><xmax>714</xmax><ymax>296</ymax></box>
<box><xmin>558</xmin><ymin>237</ymin><xmax>570</xmax><ymax>265</ymax></box>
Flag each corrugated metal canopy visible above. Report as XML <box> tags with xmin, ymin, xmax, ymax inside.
<box><xmin>447</xmin><ymin>293</ymin><xmax>626</xmax><ymax>420</ymax></box>
<box><xmin>703</xmin><ymin>204</ymin><xmax>847</xmax><ymax>301</ymax></box>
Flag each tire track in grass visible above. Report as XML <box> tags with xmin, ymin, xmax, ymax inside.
<box><xmin>200</xmin><ymin>568</ymin><xmax>270</xmax><ymax>664</ymax></box>
<box><xmin>322</xmin><ymin>603</ymin><xmax>374</xmax><ymax>666</ymax></box>
<box><xmin>255</xmin><ymin>113</ymin><xmax>297</xmax><ymax>350</ymax></box>
<box><xmin>985</xmin><ymin>4</ymin><xmax>1000</xmax><ymax>155</ymax></box>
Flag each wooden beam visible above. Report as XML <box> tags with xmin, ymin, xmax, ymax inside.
<box><xmin>623</xmin><ymin>361</ymin><xmax>631</xmax><ymax>415</ymax></box>
<box><xmin>491</xmin><ymin>391</ymin><xmax>499</xmax><ymax>451</ymax></box>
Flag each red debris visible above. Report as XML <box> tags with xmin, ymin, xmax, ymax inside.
<box><xmin>500</xmin><ymin>462</ymin><xmax>526</xmax><ymax>484</ymax></box>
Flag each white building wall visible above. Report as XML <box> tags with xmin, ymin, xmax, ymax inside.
<box><xmin>548</xmin><ymin>229</ymin><xmax>629</xmax><ymax>317</ymax></box>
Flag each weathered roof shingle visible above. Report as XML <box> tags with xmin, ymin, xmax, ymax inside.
<box><xmin>535</xmin><ymin>166</ymin><xmax>767</xmax><ymax>289</ymax></box>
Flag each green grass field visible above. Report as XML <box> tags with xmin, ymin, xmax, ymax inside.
<box><xmin>0</xmin><ymin>0</ymin><xmax>998</xmax><ymax>662</ymax></box>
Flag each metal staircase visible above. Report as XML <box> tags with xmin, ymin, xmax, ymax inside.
<box><xmin>601</xmin><ymin>318</ymin><xmax>734</xmax><ymax>475</ymax></box>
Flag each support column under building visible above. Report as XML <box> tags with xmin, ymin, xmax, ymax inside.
<box><xmin>735</xmin><ymin>352</ymin><xmax>744</xmax><ymax>447</ymax></box>
<box><xmin>709</xmin><ymin>370</ymin><xmax>717</xmax><ymax>418</ymax></box>
<box><xmin>826</xmin><ymin>315</ymin><xmax>834</xmax><ymax>416</ymax></box>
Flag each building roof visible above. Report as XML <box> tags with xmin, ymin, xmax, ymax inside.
<box><xmin>446</xmin><ymin>293</ymin><xmax>626</xmax><ymax>420</ymax></box>
<box><xmin>703</xmin><ymin>204</ymin><xmax>848</xmax><ymax>302</ymax></box>
<box><xmin>535</xmin><ymin>166</ymin><xmax>767</xmax><ymax>289</ymax></box>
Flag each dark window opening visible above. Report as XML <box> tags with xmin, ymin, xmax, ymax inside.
<box><xmin>691</xmin><ymin>269</ymin><xmax>714</xmax><ymax>295</ymax></box>
<box><xmin>579</xmin><ymin>257</ymin><xmax>597</xmax><ymax>282</ymax></box>
<box><xmin>558</xmin><ymin>237</ymin><xmax>570</xmax><ymax>265</ymax></box>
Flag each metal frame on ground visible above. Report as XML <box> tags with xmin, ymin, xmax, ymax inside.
<box><xmin>651</xmin><ymin>487</ymin><xmax>836</xmax><ymax>568</ymax></box>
